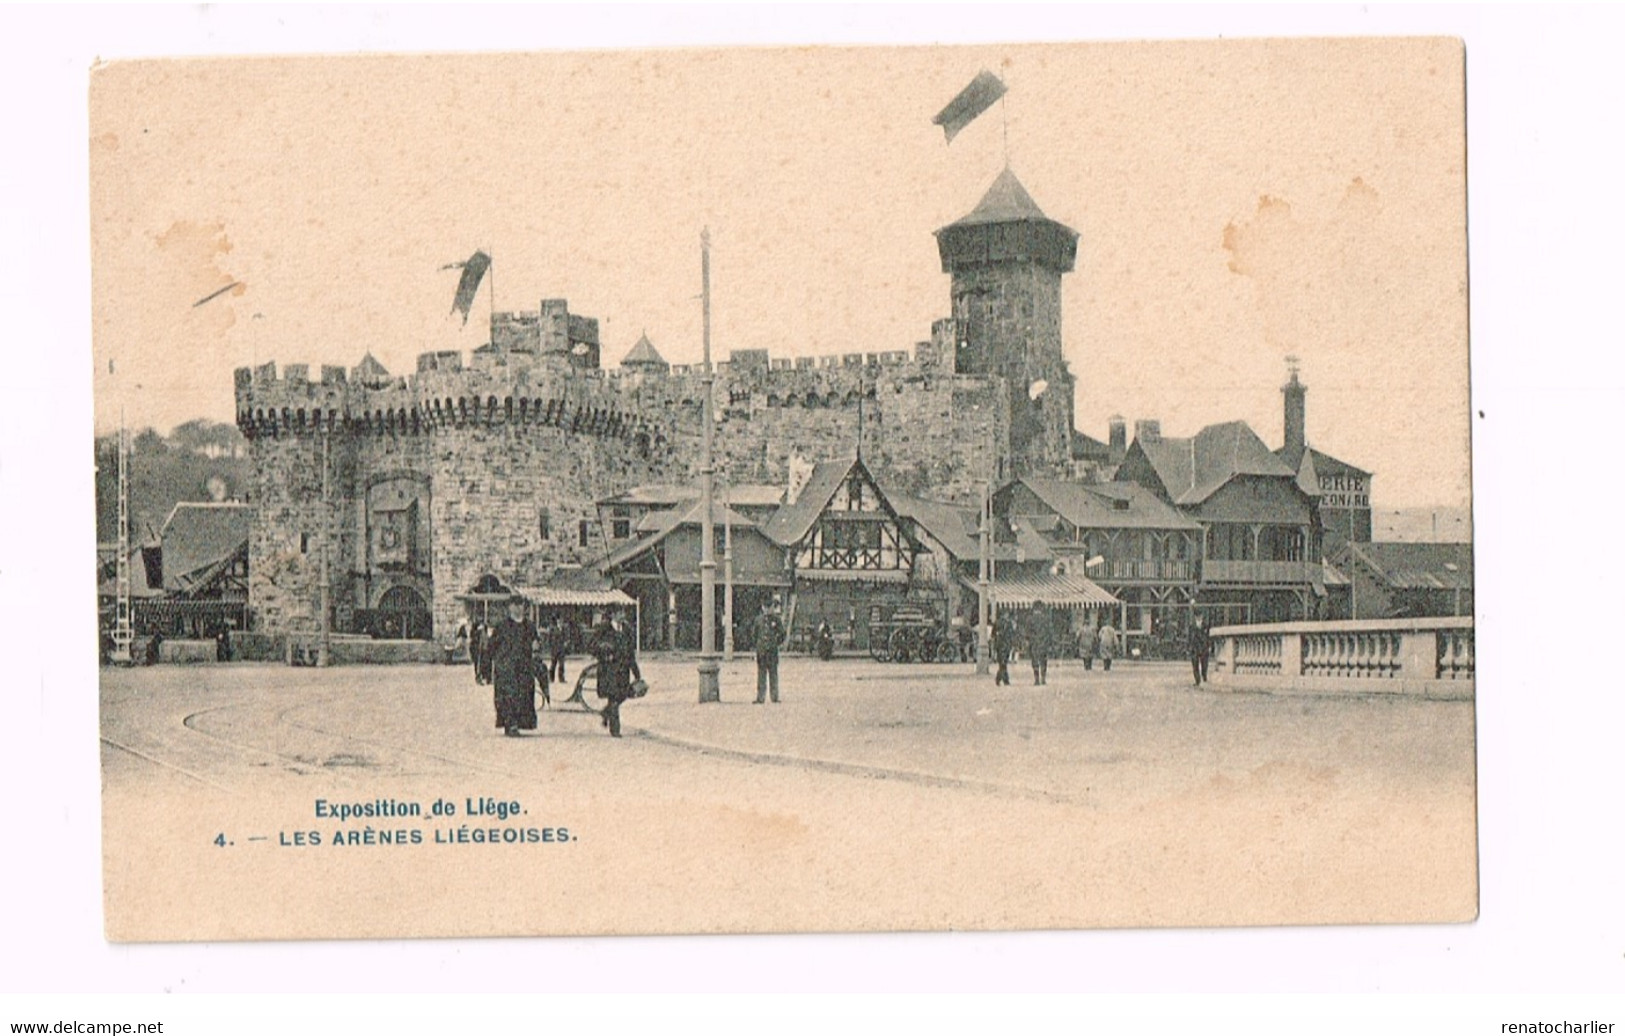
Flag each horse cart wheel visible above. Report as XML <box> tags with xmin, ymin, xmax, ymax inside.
<box><xmin>869</xmin><ymin>633</ymin><xmax>894</xmax><ymax>664</ymax></box>
<box><xmin>562</xmin><ymin>661</ymin><xmax>604</xmax><ymax>713</ymax></box>
<box><xmin>890</xmin><ymin>627</ymin><xmax>917</xmax><ymax>664</ymax></box>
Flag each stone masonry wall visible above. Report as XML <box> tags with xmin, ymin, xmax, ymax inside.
<box><xmin>237</xmin><ymin>342</ymin><xmax>1024</xmax><ymax>638</ymax></box>
<box><xmin>950</xmin><ymin>264</ymin><xmax>1070</xmax><ymax>475</ymax></box>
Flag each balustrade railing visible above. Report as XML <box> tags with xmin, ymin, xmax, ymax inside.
<box><xmin>1437</xmin><ymin>628</ymin><xmax>1474</xmax><ymax>681</ymax></box>
<box><xmin>1232</xmin><ymin>634</ymin><xmax>1283</xmax><ymax>675</ymax></box>
<box><xmin>1301</xmin><ymin>630</ymin><xmax>1403</xmax><ymax>679</ymax></box>
<box><xmin>1209</xmin><ymin>617</ymin><xmax>1473</xmax><ymax>697</ymax></box>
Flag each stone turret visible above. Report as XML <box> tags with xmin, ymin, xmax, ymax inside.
<box><xmin>935</xmin><ymin>168</ymin><xmax>1078</xmax><ymax>478</ymax></box>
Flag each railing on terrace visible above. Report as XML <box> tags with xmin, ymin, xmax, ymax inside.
<box><xmin>1209</xmin><ymin>616</ymin><xmax>1473</xmax><ymax>698</ymax></box>
<box><xmin>1088</xmin><ymin>559</ymin><xmax>1196</xmax><ymax>582</ymax></box>
<box><xmin>1200</xmin><ymin>560</ymin><xmax>1323</xmax><ymax>586</ymax></box>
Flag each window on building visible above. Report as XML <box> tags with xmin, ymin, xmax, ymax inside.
<box><xmin>300</xmin><ymin>532</ymin><xmax>309</xmax><ymax>554</ymax></box>
<box><xmin>578</xmin><ymin>520</ymin><xmax>591</xmax><ymax>548</ymax></box>
<box><xmin>611</xmin><ymin>506</ymin><xmax>631</xmax><ymax>540</ymax></box>
<box><xmin>538</xmin><ymin>509</ymin><xmax>551</xmax><ymax>540</ymax></box>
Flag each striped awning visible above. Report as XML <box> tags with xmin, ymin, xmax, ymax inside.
<box><xmin>971</xmin><ymin>571</ymin><xmax>1118</xmax><ymax>609</ymax></box>
<box><xmin>795</xmin><ymin>568</ymin><xmax>910</xmax><ymax>585</ymax></box>
<box><xmin>509</xmin><ymin>586</ymin><xmax>635</xmax><ymax>607</ymax></box>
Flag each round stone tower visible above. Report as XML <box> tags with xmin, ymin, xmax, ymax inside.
<box><xmin>935</xmin><ymin>167</ymin><xmax>1078</xmax><ymax>477</ymax></box>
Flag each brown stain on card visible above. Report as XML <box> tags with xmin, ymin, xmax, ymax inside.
<box><xmin>1221</xmin><ymin>195</ymin><xmax>1296</xmax><ymax>277</ymax></box>
<box><xmin>153</xmin><ymin>220</ymin><xmax>244</xmax><ymax>332</ymax></box>
<box><xmin>716</xmin><ymin>804</ymin><xmax>810</xmax><ymax>851</ymax></box>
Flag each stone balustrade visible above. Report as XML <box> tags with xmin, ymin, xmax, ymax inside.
<box><xmin>1209</xmin><ymin>617</ymin><xmax>1473</xmax><ymax>699</ymax></box>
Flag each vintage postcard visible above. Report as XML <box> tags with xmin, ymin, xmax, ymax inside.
<box><xmin>91</xmin><ymin>37</ymin><xmax>1473</xmax><ymax>941</ymax></box>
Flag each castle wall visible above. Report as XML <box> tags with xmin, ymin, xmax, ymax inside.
<box><xmin>236</xmin><ymin>342</ymin><xmax>1019</xmax><ymax>638</ymax></box>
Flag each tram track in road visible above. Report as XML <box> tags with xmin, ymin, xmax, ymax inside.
<box><xmin>185</xmin><ymin>691</ymin><xmax>1099</xmax><ymax>806</ymax></box>
<box><xmin>175</xmin><ymin>691</ymin><xmax>611</xmax><ymax>791</ymax></box>
<box><xmin>100</xmin><ymin>735</ymin><xmax>235</xmax><ymax>792</ymax></box>
<box><xmin>126</xmin><ymin>674</ymin><xmax>1100</xmax><ymax>806</ymax></box>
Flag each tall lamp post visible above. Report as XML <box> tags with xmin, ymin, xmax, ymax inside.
<box><xmin>722</xmin><ymin>472</ymin><xmax>735</xmax><ymax>662</ymax></box>
<box><xmin>697</xmin><ymin>228</ymin><xmax>721</xmax><ymax>702</ymax></box>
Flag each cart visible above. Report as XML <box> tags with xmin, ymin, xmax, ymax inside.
<box><xmin>867</xmin><ymin>603</ymin><xmax>960</xmax><ymax>664</ymax></box>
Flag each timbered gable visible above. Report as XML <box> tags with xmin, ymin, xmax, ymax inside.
<box><xmin>767</xmin><ymin>458</ymin><xmax>926</xmax><ymax>575</ymax></box>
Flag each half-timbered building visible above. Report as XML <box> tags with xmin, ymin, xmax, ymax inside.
<box><xmin>761</xmin><ymin>457</ymin><xmax>931</xmax><ymax>652</ymax></box>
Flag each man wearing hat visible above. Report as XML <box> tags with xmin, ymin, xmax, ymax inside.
<box><xmin>749</xmin><ymin>596</ymin><xmax>787</xmax><ymax>704</ymax></box>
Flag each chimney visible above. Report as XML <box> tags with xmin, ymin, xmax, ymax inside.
<box><xmin>1108</xmin><ymin>415</ymin><xmax>1127</xmax><ymax>464</ymax></box>
<box><xmin>1283</xmin><ymin>356</ymin><xmax>1307</xmax><ymax>462</ymax></box>
<box><xmin>1134</xmin><ymin>418</ymin><xmax>1161</xmax><ymax>444</ymax></box>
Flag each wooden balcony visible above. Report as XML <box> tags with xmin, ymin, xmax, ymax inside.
<box><xmin>1089</xmin><ymin>558</ymin><xmax>1197</xmax><ymax>583</ymax></box>
<box><xmin>1199</xmin><ymin>560</ymin><xmax>1323</xmax><ymax>587</ymax></box>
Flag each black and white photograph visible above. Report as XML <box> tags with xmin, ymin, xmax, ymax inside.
<box><xmin>85</xmin><ymin>33</ymin><xmax>1476</xmax><ymax>941</ymax></box>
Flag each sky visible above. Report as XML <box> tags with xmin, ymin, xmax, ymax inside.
<box><xmin>89</xmin><ymin>36</ymin><xmax>1468</xmax><ymax>509</ymax></box>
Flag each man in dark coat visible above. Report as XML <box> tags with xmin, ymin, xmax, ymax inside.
<box><xmin>488</xmin><ymin>600</ymin><xmax>539</xmax><ymax>737</ymax></box>
<box><xmin>549</xmin><ymin>618</ymin><xmax>573</xmax><ymax>684</ymax></box>
<box><xmin>1026</xmin><ymin>604</ymin><xmax>1053</xmax><ymax>686</ymax></box>
<box><xmin>590</xmin><ymin>612</ymin><xmax>640</xmax><ymax>738</ymax></box>
<box><xmin>1188</xmin><ymin>612</ymin><xmax>1211</xmax><ymax>687</ymax></box>
<box><xmin>750</xmin><ymin>599</ymin><xmax>786</xmax><ymax>703</ymax></box>
<box><xmin>990</xmin><ymin>615</ymin><xmax>1013</xmax><ymax>686</ymax></box>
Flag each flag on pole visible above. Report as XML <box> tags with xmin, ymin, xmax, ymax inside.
<box><xmin>933</xmin><ymin>70</ymin><xmax>1007</xmax><ymax>144</ymax></box>
<box><xmin>442</xmin><ymin>250</ymin><xmax>491</xmax><ymax>326</ymax></box>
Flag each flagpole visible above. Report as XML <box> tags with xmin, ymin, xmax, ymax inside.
<box><xmin>1002</xmin><ymin>93</ymin><xmax>1009</xmax><ymax>166</ymax></box>
<box><xmin>698</xmin><ymin>228</ymin><xmax>721</xmax><ymax>703</ymax></box>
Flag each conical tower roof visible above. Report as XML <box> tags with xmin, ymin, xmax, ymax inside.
<box><xmin>936</xmin><ymin>168</ymin><xmax>1078</xmax><ymax>273</ymax></box>
<box><xmin>946</xmin><ymin>167</ymin><xmax>1058</xmax><ymax>228</ymax></box>
<box><xmin>621</xmin><ymin>332</ymin><xmax>668</xmax><ymax>369</ymax></box>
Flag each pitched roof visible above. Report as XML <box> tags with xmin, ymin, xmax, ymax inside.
<box><xmin>889</xmin><ymin>492</ymin><xmax>1053</xmax><ymax>564</ymax></box>
<box><xmin>1011</xmin><ymin>477</ymin><xmax>1202</xmax><ymax>531</ymax></box>
<box><xmin>96</xmin><ymin>544</ymin><xmax>164</xmax><ymax>599</ymax></box>
<box><xmin>353</xmin><ymin>352</ymin><xmax>390</xmax><ymax>381</ymax></box>
<box><xmin>760</xmin><ymin>459</ymin><xmax>857</xmax><ymax>547</ymax></box>
<box><xmin>1292</xmin><ymin>447</ymin><xmax>1321</xmax><ymax>497</ymax></box>
<box><xmin>1341</xmin><ymin>542</ymin><xmax>1473</xmax><ymax>591</ymax></box>
<box><xmin>1304</xmin><ymin>445</ymin><xmax>1372</xmax><ymax>481</ymax></box>
<box><xmin>158</xmin><ymin>502</ymin><xmax>253</xmax><ymax>591</ymax></box>
<box><xmin>1134</xmin><ymin>421</ymin><xmax>1297</xmax><ymax>505</ymax></box>
<box><xmin>621</xmin><ymin>333</ymin><xmax>668</xmax><ymax>368</ymax></box>
<box><xmin>887</xmin><ymin>493</ymin><xmax>978</xmax><ymax>559</ymax></box>
<box><xmin>603</xmin><ymin>498</ymin><xmax>756</xmax><ymax>570</ymax></box>
<box><xmin>947</xmin><ymin>168</ymin><xmax>1057</xmax><ymax>228</ymax></box>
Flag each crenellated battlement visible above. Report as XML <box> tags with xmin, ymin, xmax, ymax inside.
<box><xmin>234</xmin><ymin>324</ymin><xmax>974</xmax><ymax>444</ymax></box>
<box><xmin>234</xmin><ymin>304</ymin><xmax>1031</xmax><ymax>641</ymax></box>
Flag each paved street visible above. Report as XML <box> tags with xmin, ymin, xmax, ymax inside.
<box><xmin>99</xmin><ymin>655</ymin><xmax>1478</xmax><ymax>940</ymax></box>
